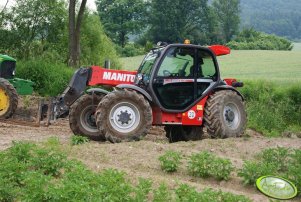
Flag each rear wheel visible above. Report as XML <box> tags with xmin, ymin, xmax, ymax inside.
<box><xmin>0</xmin><ymin>78</ymin><xmax>18</xmax><ymax>119</ymax></box>
<box><xmin>69</xmin><ymin>93</ymin><xmax>105</xmax><ymax>141</ymax></box>
<box><xmin>204</xmin><ymin>90</ymin><xmax>247</xmax><ymax>138</ymax></box>
<box><xmin>165</xmin><ymin>126</ymin><xmax>203</xmax><ymax>143</ymax></box>
<box><xmin>96</xmin><ymin>90</ymin><xmax>152</xmax><ymax>143</ymax></box>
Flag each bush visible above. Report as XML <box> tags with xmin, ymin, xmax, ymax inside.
<box><xmin>240</xmin><ymin>80</ymin><xmax>301</xmax><ymax>136</ymax></box>
<box><xmin>16</xmin><ymin>59</ymin><xmax>74</xmax><ymax>96</ymax></box>
<box><xmin>117</xmin><ymin>43</ymin><xmax>145</xmax><ymax>57</ymax></box>
<box><xmin>187</xmin><ymin>151</ymin><xmax>234</xmax><ymax>181</ymax></box>
<box><xmin>158</xmin><ymin>150</ymin><xmax>182</xmax><ymax>172</ymax></box>
<box><xmin>227</xmin><ymin>28</ymin><xmax>293</xmax><ymax>50</ymax></box>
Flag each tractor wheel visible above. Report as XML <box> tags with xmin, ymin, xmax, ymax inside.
<box><xmin>165</xmin><ymin>126</ymin><xmax>203</xmax><ymax>143</ymax></box>
<box><xmin>0</xmin><ymin>78</ymin><xmax>18</xmax><ymax>119</ymax></box>
<box><xmin>204</xmin><ymin>90</ymin><xmax>247</xmax><ymax>138</ymax></box>
<box><xmin>96</xmin><ymin>90</ymin><xmax>152</xmax><ymax>143</ymax></box>
<box><xmin>69</xmin><ymin>93</ymin><xmax>105</xmax><ymax>141</ymax></box>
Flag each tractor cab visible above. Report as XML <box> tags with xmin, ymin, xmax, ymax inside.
<box><xmin>0</xmin><ymin>54</ymin><xmax>34</xmax><ymax>95</ymax></box>
<box><xmin>136</xmin><ymin>43</ymin><xmax>224</xmax><ymax>112</ymax></box>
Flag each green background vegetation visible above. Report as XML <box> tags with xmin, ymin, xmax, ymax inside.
<box><xmin>240</xmin><ymin>0</ymin><xmax>301</xmax><ymax>40</ymax></box>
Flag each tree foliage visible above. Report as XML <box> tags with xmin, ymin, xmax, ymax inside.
<box><xmin>96</xmin><ymin>0</ymin><xmax>146</xmax><ymax>47</ymax></box>
<box><xmin>0</xmin><ymin>0</ymin><xmax>67</xmax><ymax>59</ymax></box>
<box><xmin>241</xmin><ymin>0</ymin><xmax>301</xmax><ymax>40</ymax></box>
<box><xmin>147</xmin><ymin>0</ymin><xmax>220</xmax><ymax>45</ymax></box>
<box><xmin>0</xmin><ymin>0</ymin><xmax>120</xmax><ymax>69</ymax></box>
<box><xmin>227</xmin><ymin>28</ymin><xmax>293</xmax><ymax>50</ymax></box>
<box><xmin>212</xmin><ymin>0</ymin><xmax>240</xmax><ymax>43</ymax></box>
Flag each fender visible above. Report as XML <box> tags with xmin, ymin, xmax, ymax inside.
<box><xmin>116</xmin><ymin>84</ymin><xmax>153</xmax><ymax>102</ymax></box>
<box><xmin>86</xmin><ymin>88</ymin><xmax>109</xmax><ymax>95</ymax></box>
<box><xmin>213</xmin><ymin>85</ymin><xmax>245</xmax><ymax>100</ymax></box>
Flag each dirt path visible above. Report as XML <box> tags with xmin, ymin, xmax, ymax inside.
<box><xmin>1</xmin><ymin>120</ymin><xmax>301</xmax><ymax>201</ymax></box>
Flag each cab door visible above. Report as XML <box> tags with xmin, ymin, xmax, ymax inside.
<box><xmin>152</xmin><ymin>46</ymin><xmax>218</xmax><ymax>111</ymax></box>
<box><xmin>152</xmin><ymin>46</ymin><xmax>196</xmax><ymax>110</ymax></box>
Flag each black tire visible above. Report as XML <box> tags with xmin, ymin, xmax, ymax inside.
<box><xmin>165</xmin><ymin>126</ymin><xmax>203</xmax><ymax>143</ymax></box>
<box><xmin>0</xmin><ymin>78</ymin><xmax>18</xmax><ymax>119</ymax></box>
<box><xmin>96</xmin><ymin>90</ymin><xmax>152</xmax><ymax>143</ymax></box>
<box><xmin>204</xmin><ymin>90</ymin><xmax>247</xmax><ymax>138</ymax></box>
<box><xmin>69</xmin><ymin>93</ymin><xmax>105</xmax><ymax>141</ymax></box>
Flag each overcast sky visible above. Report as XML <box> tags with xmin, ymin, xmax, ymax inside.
<box><xmin>0</xmin><ymin>0</ymin><xmax>97</xmax><ymax>11</ymax></box>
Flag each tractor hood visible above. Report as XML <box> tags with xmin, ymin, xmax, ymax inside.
<box><xmin>0</xmin><ymin>54</ymin><xmax>16</xmax><ymax>63</ymax></box>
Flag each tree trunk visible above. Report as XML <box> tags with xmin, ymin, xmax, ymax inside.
<box><xmin>68</xmin><ymin>0</ymin><xmax>87</xmax><ymax>67</ymax></box>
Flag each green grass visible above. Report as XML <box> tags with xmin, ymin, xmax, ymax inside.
<box><xmin>293</xmin><ymin>43</ymin><xmax>301</xmax><ymax>51</ymax></box>
<box><xmin>120</xmin><ymin>50</ymin><xmax>301</xmax><ymax>84</ymax></box>
<box><xmin>120</xmin><ymin>55</ymin><xmax>144</xmax><ymax>71</ymax></box>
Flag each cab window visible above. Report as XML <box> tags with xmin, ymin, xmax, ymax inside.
<box><xmin>157</xmin><ymin>47</ymin><xmax>194</xmax><ymax>77</ymax></box>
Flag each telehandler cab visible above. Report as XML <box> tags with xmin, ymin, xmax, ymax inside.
<box><xmin>58</xmin><ymin>42</ymin><xmax>246</xmax><ymax>142</ymax></box>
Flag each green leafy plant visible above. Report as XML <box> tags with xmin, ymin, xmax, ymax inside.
<box><xmin>187</xmin><ymin>151</ymin><xmax>234</xmax><ymax>181</ymax></box>
<box><xmin>239</xmin><ymin>147</ymin><xmax>301</xmax><ymax>195</ymax></box>
<box><xmin>71</xmin><ymin>135</ymin><xmax>90</xmax><ymax>145</ymax></box>
<box><xmin>286</xmin><ymin>150</ymin><xmax>301</xmax><ymax>194</ymax></box>
<box><xmin>259</xmin><ymin>147</ymin><xmax>291</xmax><ymax>171</ymax></box>
<box><xmin>0</xmin><ymin>141</ymin><xmax>254</xmax><ymax>201</ymax></box>
<box><xmin>238</xmin><ymin>161</ymin><xmax>278</xmax><ymax>185</ymax></box>
<box><xmin>153</xmin><ymin>183</ymin><xmax>172</xmax><ymax>202</ymax></box>
<box><xmin>175</xmin><ymin>184</ymin><xmax>252</xmax><ymax>202</ymax></box>
<box><xmin>133</xmin><ymin>178</ymin><xmax>152</xmax><ymax>202</ymax></box>
<box><xmin>158</xmin><ymin>150</ymin><xmax>182</xmax><ymax>172</ymax></box>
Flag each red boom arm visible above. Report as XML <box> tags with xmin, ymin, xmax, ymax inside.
<box><xmin>88</xmin><ymin>66</ymin><xmax>136</xmax><ymax>86</ymax></box>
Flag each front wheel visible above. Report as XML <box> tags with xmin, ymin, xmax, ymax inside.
<box><xmin>69</xmin><ymin>93</ymin><xmax>105</xmax><ymax>141</ymax></box>
<box><xmin>204</xmin><ymin>90</ymin><xmax>247</xmax><ymax>138</ymax></box>
<box><xmin>96</xmin><ymin>90</ymin><xmax>152</xmax><ymax>143</ymax></box>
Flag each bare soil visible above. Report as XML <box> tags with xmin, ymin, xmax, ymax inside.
<box><xmin>1</xmin><ymin>119</ymin><xmax>300</xmax><ymax>201</ymax></box>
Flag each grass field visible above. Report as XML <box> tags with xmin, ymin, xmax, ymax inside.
<box><xmin>293</xmin><ymin>42</ymin><xmax>301</xmax><ymax>51</ymax></box>
<box><xmin>120</xmin><ymin>50</ymin><xmax>301</xmax><ymax>84</ymax></box>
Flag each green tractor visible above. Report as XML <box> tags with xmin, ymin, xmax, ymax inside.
<box><xmin>0</xmin><ymin>54</ymin><xmax>34</xmax><ymax>118</ymax></box>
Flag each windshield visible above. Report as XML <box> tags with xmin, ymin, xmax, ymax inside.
<box><xmin>137</xmin><ymin>48</ymin><xmax>162</xmax><ymax>83</ymax></box>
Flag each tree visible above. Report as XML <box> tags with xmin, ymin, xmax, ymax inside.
<box><xmin>96</xmin><ymin>0</ymin><xmax>146</xmax><ymax>47</ymax></box>
<box><xmin>0</xmin><ymin>0</ymin><xmax>67</xmax><ymax>58</ymax></box>
<box><xmin>212</xmin><ymin>0</ymin><xmax>240</xmax><ymax>42</ymax></box>
<box><xmin>68</xmin><ymin>0</ymin><xmax>87</xmax><ymax>67</ymax></box>
<box><xmin>80</xmin><ymin>13</ymin><xmax>120</xmax><ymax>69</ymax></box>
<box><xmin>147</xmin><ymin>0</ymin><xmax>218</xmax><ymax>44</ymax></box>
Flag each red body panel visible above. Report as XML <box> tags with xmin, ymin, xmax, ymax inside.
<box><xmin>88</xmin><ymin>66</ymin><xmax>136</xmax><ymax>86</ymax></box>
<box><xmin>208</xmin><ymin>45</ymin><xmax>231</xmax><ymax>56</ymax></box>
<box><xmin>224</xmin><ymin>78</ymin><xmax>237</xmax><ymax>86</ymax></box>
<box><xmin>152</xmin><ymin>96</ymin><xmax>208</xmax><ymax>126</ymax></box>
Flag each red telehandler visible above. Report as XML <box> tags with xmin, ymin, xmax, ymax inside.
<box><xmin>55</xmin><ymin>42</ymin><xmax>246</xmax><ymax>143</ymax></box>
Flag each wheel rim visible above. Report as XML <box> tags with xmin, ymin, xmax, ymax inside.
<box><xmin>0</xmin><ymin>88</ymin><xmax>9</xmax><ymax>116</ymax></box>
<box><xmin>223</xmin><ymin>103</ymin><xmax>240</xmax><ymax>130</ymax></box>
<box><xmin>80</xmin><ymin>105</ymin><xmax>98</xmax><ymax>133</ymax></box>
<box><xmin>109</xmin><ymin>102</ymin><xmax>140</xmax><ymax>133</ymax></box>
